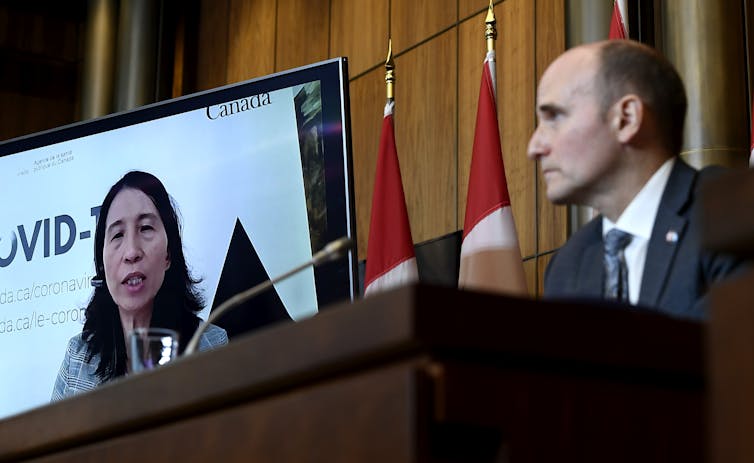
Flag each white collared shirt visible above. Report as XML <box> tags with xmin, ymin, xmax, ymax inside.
<box><xmin>602</xmin><ymin>158</ymin><xmax>675</xmax><ymax>305</ymax></box>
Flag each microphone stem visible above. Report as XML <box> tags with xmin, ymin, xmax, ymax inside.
<box><xmin>183</xmin><ymin>257</ymin><xmax>317</xmax><ymax>356</ymax></box>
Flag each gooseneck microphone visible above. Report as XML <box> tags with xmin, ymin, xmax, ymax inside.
<box><xmin>183</xmin><ymin>236</ymin><xmax>354</xmax><ymax>356</ymax></box>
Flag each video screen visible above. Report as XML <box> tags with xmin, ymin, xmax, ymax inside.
<box><xmin>0</xmin><ymin>58</ymin><xmax>356</xmax><ymax>418</ymax></box>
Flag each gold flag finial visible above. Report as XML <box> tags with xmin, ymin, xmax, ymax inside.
<box><xmin>385</xmin><ymin>38</ymin><xmax>395</xmax><ymax>100</ymax></box>
<box><xmin>485</xmin><ymin>0</ymin><xmax>497</xmax><ymax>53</ymax></box>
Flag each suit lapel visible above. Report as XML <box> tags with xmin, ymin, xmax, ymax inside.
<box><xmin>576</xmin><ymin>220</ymin><xmax>605</xmax><ymax>298</ymax></box>
<box><xmin>639</xmin><ymin>160</ymin><xmax>696</xmax><ymax>307</ymax></box>
<box><xmin>579</xmin><ymin>240</ymin><xmax>605</xmax><ymax>297</ymax></box>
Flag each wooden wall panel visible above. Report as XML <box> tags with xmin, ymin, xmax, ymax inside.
<box><xmin>0</xmin><ymin>93</ymin><xmax>23</xmax><ymax>140</ymax></box>
<box><xmin>394</xmin><ymin>30</ymin><xmax>457</xmax><ymax>244</ymax></box>
<box><xmin>0</xmin><ymin>93</ymin><xmax>75</xmax><ymax>142</ymax></box>
<box><xmin>182</xmin><ymin>0</ymin><xmax>568</xmax><ymax>294</ymax></box>
<box><xmin>390</xmin><ymin>0</ymin><xmax>457</xmax><ymax>54</ymax></box>
<box><xmin>0</xmin><ymin>5</ymin><xmax>81</xmax><ymax>61</ymax></box>
<box><xmin>459</xmin><ymin>0</ymin><xmax>503</xmax><ymax>22</ymax></box>
<box><xmin>27</xmin><ymin>96</ymin><xmax>74</xmax><ymax>135</ymax></box>
<box><xmin>329</xmin><ymin>0</ymin><xmax>389</xmax><ymax>78</ymax></box>
<box><xmin>523</xmin><ymin>258</ymin><xmax>537</xmax><ymax>298</ymax></box>
<box><xmin>497</xmin><ymin>0</ymin><xmax>536</xmax><ymax>258</ymax></box>
<box><xmin>350</xmin><ymin>69</ymin><xmax>388</xmax><ymax>259</ymax></box>
<box><xmin>457</xmin><ymin>13</ymin><xmax>483</xmax><ymax>233</ymax></box>
<box><xmin>275</xmin><ymin>0</ymin><xmax>330</xmax><ymax>72</ymax></box>
<box><xmin>196</xmin><ymin>0</ymin><xmax>229</xmax><ymax>90</ymax></box>
<box><xmin>0</xmin><ymin>4</ymin><xmax>82</xmax><ymax>141</ymax></box>
<box><xmin>534</xmin><ymin>0</ymin><xmax>568</xmax><ymax>259</ymax></box>
<box><xmin>536</xmin><ymin>253</ymin><xmax>555</xmax><ymax>298</ymax></box>
<box><xmin>226</xmin><ymin>0</ymin><xmax>276</xmax><ymax>83</ymax></box>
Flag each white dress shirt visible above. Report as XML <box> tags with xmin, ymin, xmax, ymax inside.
<box><xmin>602</xmin><ymin>158</ymin><xmax>675</xmax><ymax>305</ymax></box>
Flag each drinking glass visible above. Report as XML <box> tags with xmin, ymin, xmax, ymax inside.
<box><xmin>129</xmin><ymin>327</ymin><xmax>179</xmax><ymax>373</ymax></box>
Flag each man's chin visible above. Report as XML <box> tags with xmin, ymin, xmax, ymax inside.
<box><xmin>545</xmin><ymin>184</ymin><xmax>581</xmax><ymax>205</ymax></box>
<box><xmin>545</xmin><ymin>190</ymin><xmax>570</xmax><ymax>205</ymax></box>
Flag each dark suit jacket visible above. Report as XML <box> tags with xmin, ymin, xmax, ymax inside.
<box><xmin>544</xmin><ymin>159</ymin><xmax>745</xmax><ymax>320</ymax></box>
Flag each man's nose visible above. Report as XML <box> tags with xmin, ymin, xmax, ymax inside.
<box><xmin>527</xmin><ymin>126</ymin><xmax>548</xmax><ymax>160</ymax></box>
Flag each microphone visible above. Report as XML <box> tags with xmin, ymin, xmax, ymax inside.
<box><xmin>183</xmin><ymin>236</ymin><xmax>354</xmax><ymax>356</ymax></box>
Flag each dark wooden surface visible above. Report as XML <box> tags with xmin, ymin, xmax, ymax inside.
<box><xmin>703</xmin><ymin>168</ymin><xmax>754</xmax><ymax>463</ymax></box>
<box><xmin>0</xmin><ymin>285</ymin><xmax>704</xmax><ymax>462</ymax></box>
<box><xmin>709</xmin><ymin>271</ymin><xmax>754</xmax><ymax>463</ymax></box>
<box><xmin>699</xmin><ymin>168</ymin><xmax>754</xmax><ymax>257</ymax></box>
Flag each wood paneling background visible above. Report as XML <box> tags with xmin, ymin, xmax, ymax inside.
<box><xmin>227</xmin><ymin>0</ymin><xmax>276</xmax><ymax>83</ymax></box>
<box><xmin>0</xmin><ymin>3</ymin><xmax>84</xmax><ymax>142</ymax></box>
<box><xmin>184</xmin><ymin>0</ymin><xmax>567</xmax><ymax>296</ymax></box>
<box><xmin>5</xmin><ymin>1</ymin><xmax>753</xmax><ymax>299</ymax></box>
<box><xmin>534</xmin><ymin>0</ymin><xmax>568</xmax><ymax>291</ymax></box>
<box><xmin>0</xmin><ymin>0</ymin><xmax>567</xmax><ymax>298</ymax></box>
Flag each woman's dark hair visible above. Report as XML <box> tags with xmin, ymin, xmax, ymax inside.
<box><xmin>83</xmin><ymin>170</ymin><xmax>204</xmax><ymax>381</ymax></box>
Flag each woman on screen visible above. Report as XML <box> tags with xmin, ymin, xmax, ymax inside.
<box><xmin>51</xmin><ymin>171</ymin><xmax>227</xmax><ymax>400</ymax></box>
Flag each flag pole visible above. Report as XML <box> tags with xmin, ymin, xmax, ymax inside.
<box><xmin>363</xmin><ymin>38</ymin><xmax>418</xmax><ymax>295</ymax></box>
<box><xmin>385</xmin><ymin>38</ymin><xmax>395</xmax><ymax>101</ymax></box>
<box><xmin>484</xmin><ymin>1</ymin><xmax>498</xmax><ymax>97</ymax></box>
<box><xmin>485</xmin><ymin>0</ymin><xmax>496</xmax><ymax>54</ymax></box>
<box><xmin>458</xmin><ymin>0</ymin><xmax>528</xmax><ymax>295</ymax></box>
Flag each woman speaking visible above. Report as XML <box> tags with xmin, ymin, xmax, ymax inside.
<box><xmin>52</xmin><ymin>171</ymin><xmax>227</xmax><ymax>400</ymax></box>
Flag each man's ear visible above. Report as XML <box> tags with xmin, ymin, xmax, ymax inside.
<box><xmin>610</xmin><ymin>94</ymin><xmax>643</xmax><ymax>143</ymax></box>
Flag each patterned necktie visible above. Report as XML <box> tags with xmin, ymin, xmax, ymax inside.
<box><xmin>603</xmin><ymin>229</ymin><xmax>633</xmax><ymax>302</ymax></box>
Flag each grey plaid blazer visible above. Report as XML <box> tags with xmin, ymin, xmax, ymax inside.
<box><xmin>51</xmin><ymin>324</ymin><xmax>228</xmax><ymax>401</ymax></box>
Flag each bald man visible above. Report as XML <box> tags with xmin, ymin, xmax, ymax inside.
<box><xmin>528</xmin><ymin>40</ymin><xmax>743</xmax><ymax>319</ymax></box>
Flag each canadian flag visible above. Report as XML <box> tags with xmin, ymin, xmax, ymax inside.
<box><xmin>458</xmin><ymin>50</ymin><xmax>527</xmax><ymax>295</ymax></box>
<box><xmin>363</xmin><ymin>100</ymin><xmax>418</xmax><ymax>296</ymax></box>
<box><xmin>609</xmin><ymin>0</ymin><xmax>628</xmax><ymax>39</ymax></box>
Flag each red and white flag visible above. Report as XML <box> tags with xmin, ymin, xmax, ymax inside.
<box><xmin>458</xmin><ymin>50</ymin><xmax>527</xmax><ymax>295</ymax></box>
<box><xmin>609</xmin><ymin>0</ymin><xmax>628</xmax><ymax>39</ymax></box>
<box><xmin>364</xmin><ymin>101</ymin><xmax>418</xmax><ymax>296</ymax></box>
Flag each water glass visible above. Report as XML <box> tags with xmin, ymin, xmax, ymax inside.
<box><xmin>129</xmin><ymin>327</ymin><xmax>179</xmax><ymax>373</ymax></box>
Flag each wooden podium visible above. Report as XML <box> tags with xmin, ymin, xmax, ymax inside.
<box><xmin>701</xmin><ymin>169</ymin><xmax>754</xmax><ymax>463</ymax></box>
<box><xmin>0</xmin><ymin>285</ymin><xmax>704</xmax><ymax>462</ymax></box>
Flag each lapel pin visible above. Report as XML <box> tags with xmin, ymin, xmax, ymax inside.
<box><xmin>665</xmin><ymin>230</ymin><xmax>678</xmax><ymax>243</ymax></box>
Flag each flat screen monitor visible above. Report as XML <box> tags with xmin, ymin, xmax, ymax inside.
<box><xmin>0</xmin><ymin>57</ymin><xmax>357</xmax><ymax>418</ymax></box>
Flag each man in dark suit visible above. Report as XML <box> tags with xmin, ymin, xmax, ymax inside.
<box><xmin>527</xmin><ymin>39</ymin><xmax>743</xmax><ymax>320</ymax></box>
